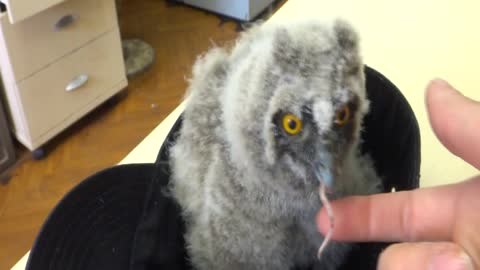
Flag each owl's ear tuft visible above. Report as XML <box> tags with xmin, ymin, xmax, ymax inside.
<box><xmin>333</xmin><ymin>19</ymin><xmax>363</xmax><ymax>75</ymax></box>
<box><xmin>333</xmin><ymin>19</ymin><xmax>359</xmax><ymax>52</ymax></box>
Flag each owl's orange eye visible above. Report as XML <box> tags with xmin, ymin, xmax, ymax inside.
<box><xmin>335</xmin><ymin>106</ymin><xmax>350</xmax><ymax>126</ymax></box>
<box><xmin>282</xmin><ymin>114</ymin><xmax>302</xmax><ymax>135</ymax></box>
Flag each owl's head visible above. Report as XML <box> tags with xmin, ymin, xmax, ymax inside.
<box><xmin>223</xmin><ymin>19</ymin><xmax>368</xmax><ymax>195</ymax></box>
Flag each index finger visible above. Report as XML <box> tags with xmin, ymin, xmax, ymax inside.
<box><xmin>316</xmin><ymin>181</ymin><xmax>469</xmax><ymax>242</ymax></box>
<box><xmin>426</xmin><ymin>79</ymin><xmax>480</xmax><ymax>170</ymax></box>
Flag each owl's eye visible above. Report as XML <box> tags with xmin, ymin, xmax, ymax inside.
<box><xmin>335</xmin><ymin>106</ymin><xmax>350</xmax><ymax>126</ymax></box>
<box><xmin>282</xmin><ymin>113</ymin><xmax>303</xmax><ymax>135</ymax></box>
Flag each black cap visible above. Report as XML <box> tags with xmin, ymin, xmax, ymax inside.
<box><xmin>26</xmin><ymin>66</ymin><xmax>421</xmax><ymax>270</ymax></box>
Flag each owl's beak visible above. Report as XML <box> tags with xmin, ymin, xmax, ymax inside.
<box><xmin>314</xmin><ymin>166</ymin><xmax>334</xmax><ymax>190</ymax></box>
<box><xmin>312</xmin><ymin>153</ymin><xmax>336</xmax><ymax>191</ymax></box>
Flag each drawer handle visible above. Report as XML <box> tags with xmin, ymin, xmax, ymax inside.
<box><xmin>54</xmin><ymin>14</ymin><xmax>77</xmax><ymax>31</ymax></box>
<box><xmin>66</xmin><ymin>74</ymin><xmax>89</xmax><ymax>92</ymax></box>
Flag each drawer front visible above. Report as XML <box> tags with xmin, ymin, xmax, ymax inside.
<box><xmin>17</xmin><ymin>29</ymin><xmax>126</xmax><ymax>140</ymax></box>
<box><xmin>0</xmin><ymin>0</ymin><xmax>118</xmax><ymax>82</ymax></box>
<box><xmin>1</xmin><ymin>0</ymin><xmax>64</xmax><ymax>24</ymax></box>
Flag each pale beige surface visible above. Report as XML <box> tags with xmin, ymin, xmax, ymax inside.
<box><xmin>0</xmin><ymin>0</ymin><xmax>117</xmax><ymax>82</ymax></box>
<box><xmin>1</xmin><ymin>0</ymin><xmax>65</xmax><ymax>23</ymax></box>
<box><xmin>11</xmin><ymin>0</ymin><xmax>480</xmax><ymax>269</ymax></box>
<box><xmin>11</xmin><ymin>252</ymin><xmax>29</xmax><ymax>270</ymax></box>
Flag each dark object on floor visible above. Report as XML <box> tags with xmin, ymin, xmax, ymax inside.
<box><xmin>32</xmin><ymin>148</ymin><xmax>46</xmax><ymax>160</ymax></box>
<box><xmin>170</xmin><ymin>0</ymin><xmax>283</xmax><ymax>31</ymax></box>
<box><xmin>123</xmin><ymin>39</ymin><xmax>155</xmax><ymax>78</ymax></box>
<box><xmin>26</xmin><ymin>66</ymin><xmax>420</xmax><ymax>270</ymax></box>
<box><xmin>175</xmin><ymin>0</ymin><xmax>275</xmax><ymax>22</ymax></box>
<box><xmin>165</xmin><ymin>0</ymin><xmax>181</xmax><ymax>7</ymax></box>
<box><xmin>0</xmin><ymin>96</ymin><xmax>15</xmax><ymax>172</ymax></box>
<box><xmin>105</xmin><ymin>91</ymin><xmax>128</xmax><ymax>108</ymax></box>
<box><xmin>0</xmin><ymin>172</ymin><xmax>11</xmax><ymax>186</ymax></box>
<box><xmin>216</xmin><ymin>0</ymin><xmax>283</xmax><ymax>32</ymax></box>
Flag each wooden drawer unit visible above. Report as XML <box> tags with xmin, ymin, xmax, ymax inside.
<box><xmin>0</xmin><ymin>0</ymin><xmax>118</xmax><ymax>82</ymax></box>
<box><xmin>18</xmin><ymin>30</ymin><xmax>125</xmax><ymax>145</ymax></box>
<box><xmin>0</xmin><ymin>0</ymin><xmax>127</xmax><ymax>152</ymax></box>
<box><xmin>0</xmin><ymin>0</ymin><xmax>65</xmax><ymax>24</ymax></box>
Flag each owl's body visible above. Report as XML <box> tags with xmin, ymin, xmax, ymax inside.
<box><xmin>170</xmin><ymin>20</ymin><xmax>382</xmax><ymax>270</ymax></box>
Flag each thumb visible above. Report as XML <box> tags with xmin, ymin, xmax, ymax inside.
<box><xmin>378</xmin><ymin>242</ymin><xmax>474</xmax><ymax>270</ymax></box>
<box><xmin>426</xmin><ymin>79</ymin><xmax>480</xmax><ymax>169</ymax></box>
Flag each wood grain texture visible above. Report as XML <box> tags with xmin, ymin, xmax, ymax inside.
<box><xmin>0</xmin><ymin>0</ymin><xmax>286</xmax><ymax>268</ymax></box>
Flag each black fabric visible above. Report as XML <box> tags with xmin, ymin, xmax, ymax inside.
<box><xmin>129</xmin><ymin>115</ymin><xmax>189</xmax><ymax>270</ymax></box>
<box><xmin>27</xmin><ymin>66</ymin><xmax>420</xmax><ymax>270</ymax></box>
<box><xmin>26</xmin><ymin>164</ymin><xmax>155</xmax><ymax>270</ymax></box>
<box><xmin>362</xmin><ymin>65</ymin><xmax>421</xmax><ymax>192</ymax></box>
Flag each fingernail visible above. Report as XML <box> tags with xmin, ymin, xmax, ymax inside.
<box><xmin>426</xmin><ymin>79</ymin><xmax>464</xmax><ymax>103</ymax></box>
<box><xmin>428</xmin><ymin>78</ymin><xmax>455</xmax><ymax>92</ymax></box>
<box><xmin>430</xmin><ymin>251</ymin><xmax>474</xmax><ymax>270</ymax></box>
<box><xmin>430</xmin><ymin>78</ymin><xmax>450</xmax><ymax>88</ymax></box>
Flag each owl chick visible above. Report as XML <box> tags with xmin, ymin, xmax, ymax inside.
<box><xmin>169</xmin><ymin>19</ymin><xmax>382</xmax><ymax>270</ymax></box>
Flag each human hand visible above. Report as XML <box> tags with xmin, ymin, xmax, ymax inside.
<box><xmin>317</xmin><ymin>79</ymin><xmax>480</xmax><ymax>270</ymax></box>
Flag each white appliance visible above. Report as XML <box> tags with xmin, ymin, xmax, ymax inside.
<box><xmin>179</xmin><ymin>0</ymin><xmax>275</xmax><ymax>21</ymax></box>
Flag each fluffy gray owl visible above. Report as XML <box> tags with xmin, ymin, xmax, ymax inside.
<box><xmin>170</xmin><ymin>19</ymin><xmax>382</xmax><ymax>270</ymax></box>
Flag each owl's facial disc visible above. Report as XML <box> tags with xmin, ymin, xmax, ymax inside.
<box><xmin>273</xmin><ymin>97</ymin><xmax>360</xmax><ymax>189</ymax></box>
